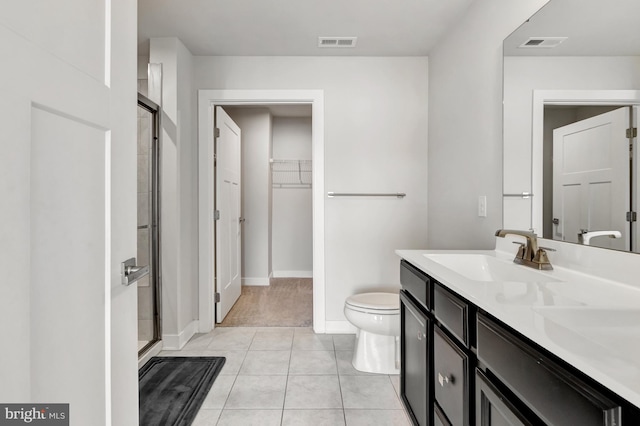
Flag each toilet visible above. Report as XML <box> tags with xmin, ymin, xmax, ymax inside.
<box><xmin>344</xmin><ymin>292</ymin><xmax>400</xmax><ymax>374</ymax></box>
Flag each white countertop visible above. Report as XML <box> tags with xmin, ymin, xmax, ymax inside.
<box><xmin>396</xmin><ymin>245</ymin><xmax>640</xmax><ymax>408</ymax></box>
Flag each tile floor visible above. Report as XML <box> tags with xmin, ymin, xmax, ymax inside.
<box><xmin>158</xmin><ymin>327</ymin><xmax>411</xmax><ymax>426</ymax></box>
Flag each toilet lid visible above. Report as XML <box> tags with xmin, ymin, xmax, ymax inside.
<box><xmin>345</xmin><ymin>292</ymin><xmax>399</xmax><ymax>311</ymax></box>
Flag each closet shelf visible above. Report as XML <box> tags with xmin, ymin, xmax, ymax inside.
<box><xmin>271</xmin><ymin>159</ymin><xmax>312</xmax><ymax>188</ymax></box>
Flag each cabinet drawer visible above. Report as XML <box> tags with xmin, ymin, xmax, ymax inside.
<box><xmin>400</xmin><ymin>260</ymin><xmax>431</xmax><ymax>310</ymax></box>
<box><xmin>434</xmin><ymin>326</ymin><xmax>469</xmax><ymax>426</ymax></box>
<box><xmin>477</xmin><ymin>314</ymin><xmax>621</xmax><ymax>426</ymax></box>
<box><xmin>434</xmin><ymin>284</ymin><xmax>469</xmax><ymax>346</ymax></box>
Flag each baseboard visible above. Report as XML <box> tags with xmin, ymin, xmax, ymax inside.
<box><xmin>162</xmin><ymin>319</ymin><xmax>199</xmax><ymax>350</ymax></box>
<box><xmin>324</xmin><ymin>320</ymin><xmax>357</xmax><ymax>334</ymax></box>
<box><xmin>242</xmin><ymin>277</ymin><xmax>270</xmax><ymax>286</ymax></box>
<box><xmin>272</xmin><ymin>270</ymin><xmax>313</xmax><ymax>278</ymax></box>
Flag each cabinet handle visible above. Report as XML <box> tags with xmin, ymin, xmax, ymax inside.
<box><xmin>417</xmin><ymin>331</ymin><xmax>426</xmax><ymax>341</ymax></box>
<box><xmin>438</xmin><ymin>372</ymin><xmax>455</xmax><ymax>387</ymax></box>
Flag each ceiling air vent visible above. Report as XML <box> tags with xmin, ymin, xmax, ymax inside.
<box><xmin>318</xmin><ymin>37</ymin><xmax>357</xmax><ymax>48</ymax></box>
<box><xmin>519</xmin><ymin>37</ymin><xmax>568</xmax><ymax>49</ymax></box>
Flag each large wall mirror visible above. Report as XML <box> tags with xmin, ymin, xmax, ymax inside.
<box><xmin>502</xmin><ymin>0</ymin><xmax>640</xmax><ymax>253</ymax></box>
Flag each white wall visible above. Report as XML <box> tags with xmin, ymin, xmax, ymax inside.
<box><xmin>149</xmin><ymin>38</ymin><xmax>198</xmax><ymax>348</ymax></box>
<box><xmin>226</xmin><ymin>108</ymin><xmax>273</xmax><ymax>285</ymax></box>
<box><xmin>272</xmin><ymin>117</ymin><xmax>313</xmax><ymax>277</ymax></box>
<box><xmin>194</xmin><ymin>56</ymin><xmax>429</xmax><ymax>323</ymax></box>
<box><xmin>427</xmin><ymin>0</ymin><xmax>550</xmax><ymax>248</ymax></box>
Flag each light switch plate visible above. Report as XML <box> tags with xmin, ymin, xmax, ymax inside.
<box><xmin>478</xmin><ymin>195</ymin><xmax>487</xmax><ymax>217</ymax></box>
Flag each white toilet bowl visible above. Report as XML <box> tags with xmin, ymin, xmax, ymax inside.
<box><xmin>344</xmin><ymin>292</ymin><xmax>400</xmax><ymax>374</ymax></box>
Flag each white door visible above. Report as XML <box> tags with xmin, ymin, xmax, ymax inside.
<box><xmin>215</xmin><ymin>107</ymin><xmax>242</xmax><ymax>323</ymax></box>
<box><xmin>0</xmin><ymin>2</ymin><xmax>138</xmax><ymax>425</ymax></box>
<box><xmin>552</xmin><ymin>107</ymin><xmax>631</xmax><ymax>250</ymax></box>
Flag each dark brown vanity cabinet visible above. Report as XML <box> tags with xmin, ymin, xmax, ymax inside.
<box><xmin>399</xmin><ymin>259</ymin><xmax>640</xmax><ymax>426</ymax></box>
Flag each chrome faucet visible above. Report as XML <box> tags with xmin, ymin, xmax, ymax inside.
<box><xmin>495</xmin><ymin>229</ymin><xmax>553</xmax><ymax>270</ymax></box>
<box><xmin>578</xmin><ymin>230</ymin><xmax>622</xmax><ymax>246</ymax></box>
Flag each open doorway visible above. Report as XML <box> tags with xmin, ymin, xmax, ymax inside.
<box><xmin>219</xmin><ymin>105</ymin><xmax>313</xmax><ymax>327</ymax></box>
<box><xmin>197</xmin><ymin>90</ymin><xmax>326</xmax><ymax>334</ymax></box>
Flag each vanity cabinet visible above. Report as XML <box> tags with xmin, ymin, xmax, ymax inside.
<box><xmin>399</xmin><ymin>259</ymin><xmax>640</xmax><ymax>426</ymax></box>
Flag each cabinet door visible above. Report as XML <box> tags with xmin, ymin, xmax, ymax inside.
<box><xmin>476</xmin><ymin>370</ymin><xmax>533</xmax><ymax>426</ymax></box>
<box><xmin>435</xmin><ymin>403</ymin><xmax>452</xmax><ymax>426</ymax></box>
<box><xmin>400</xmin><ymin>291</ymin><xmax>430</xmax><ymax>426</ymax></box>
<box><xmin>434</xmin><ymin>327</ymin><xmax>468</xmax><ymax>426</ymax></box>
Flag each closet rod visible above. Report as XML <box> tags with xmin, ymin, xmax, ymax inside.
<box><xmin>327</xmin><ymin>192</ymin><xmax>406</xmax><ymax>198</ymax></box>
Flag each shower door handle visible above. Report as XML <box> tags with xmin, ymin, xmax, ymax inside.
<box><xmin>121</xmin><ymin>257</ymin><xmax>150</xmax><ymax>286</ymax></box>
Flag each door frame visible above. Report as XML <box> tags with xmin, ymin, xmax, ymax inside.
<box><xmin>198</xmin><ymin>89</ymin><xmax>325</xmax><ymax>333</ymax></box>
<box><xmin>531</xmin><ymin>89</ymin><xmax>640</xmax><ymax>233</ymax></box>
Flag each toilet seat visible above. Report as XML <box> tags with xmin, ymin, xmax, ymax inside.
<box><xmin>345</xmin><ymin>292</ymin><xmax>399</xmax><ymax>315</ymax></box>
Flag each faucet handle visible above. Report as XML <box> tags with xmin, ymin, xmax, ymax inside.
<box><xmin>538</xmin><ymin>246</ymin><xmax>556</xmax><ymax>252</ymax></box>
<box><xmin>512</xmin><ymin>241</ymin><xmax>526</xmax><ymax>259</ymax></box>
<box><xmin>533</xmin><ymin>249</ymin><xmax>553</xmax><ymax>269</ymax></box>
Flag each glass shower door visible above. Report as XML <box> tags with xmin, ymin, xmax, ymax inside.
<box><xmin>137</xmin><ymin>94</ymin><xmax>161</xmax><ymax>355</ymax></box>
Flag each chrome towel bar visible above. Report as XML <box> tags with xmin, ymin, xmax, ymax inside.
<box><xmin>327</xmin><ymin>192</ymin><xmax>406</xmax><ymax>198</ymax></box>
<box><xmin>503</xmin><ymin>192</ymin><xmax>533</xmax><ymax>198</ymax></box>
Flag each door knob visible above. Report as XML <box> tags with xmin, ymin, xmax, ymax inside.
<box><xmin>438</xmin><ymin>372</ymin><xmax>455</xmax><ymax>387</ymax></box>
<box><xmin>121</xmin><ymin>257</ymin><xmax>150</xmax><ymax>286</ymax></box>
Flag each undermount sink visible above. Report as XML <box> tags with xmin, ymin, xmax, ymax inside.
<box><xmin>534</xmin><ymin>306</ymin><xmax>640</xmax><ymax>329</ymax></box>
<box><xmin>423</xmin><ymin>253</ymin><xmax>562</xmax><ymax>283</ymax></box>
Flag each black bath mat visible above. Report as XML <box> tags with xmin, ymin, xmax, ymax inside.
<box><xmin>139</xmin><ymin>356</ymin><xmax>226</xmax><ymax>426</ymax></box>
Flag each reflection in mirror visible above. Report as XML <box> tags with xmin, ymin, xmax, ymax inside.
<box><xmin>502</xmin><ymin>0</ymin><xmax>640</xmax><ymax>253</ymax></box>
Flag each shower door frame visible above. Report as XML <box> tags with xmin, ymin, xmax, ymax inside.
<box><xmin>138</xmin><ymin>93</ymin><xmax>162</xmax><ymax>356</ymax></box>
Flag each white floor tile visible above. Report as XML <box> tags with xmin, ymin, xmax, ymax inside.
<box><xmin>208</xmin><ymin>328</ymin><xmax>257</xmax><ymax>351</ymax></box>
<box><xmin>216</xmin><ymin>409</ymin><xmax>282</xmax><ymax>426</ymax></box>
<box><xmin>158</xmin><ymin>326</ymin><xmax>413</xmax><ymax>425</ymax></box>
<box><xmin>284</xmin><ymin>375</ymin><xmax>343</xmax><ymax>409</ymax></box>
<box><xmin>292</xmin><ymin>333</ymin><xmax>335</xmax><ymax>351</ymax></box>
<box><xmin>239</xmin><ymin>350</ymin><xmax>291</xmax><ymax>375</ymax></box>
<box><xmin>289</xmin><ymin>350</ymin><xmax>337</xmax><ymax>375</ymax></box>
<box><xmin>344</xmin><ymin>409</ymin><xmax>411</xmax><ymax>426</ymax></box>
<box><xmin>282</xmin><ymin>409</ymin><xmax>346</xmax><ymax>426</ymax></box>
<box><xmin>333</xmin><ymin>334</ymin><xmax>356</xmax><ymax>351</ymax></box>
<box><xmin>225</xmin><ymin>375</ymin><xmax>287</xmax><ymax>409</ymax></box>
<box><xmin>200</xmin><ymin>375</ymin><xmax>236</xmax><ymax>409</ymax></box>
<box><xmin>249</xmin><ymin>329</ymin><xmax>294</xmax><ymax>351</ymax></box>
<box><xmin>339</xmin><ymin>376</ymin><xmax>403</xmax><ymax>409</ymax></box>
<box><xmin>191</xmin><ymin>408</ymin><xmax>222</xmax><ymax>426</ymax></box>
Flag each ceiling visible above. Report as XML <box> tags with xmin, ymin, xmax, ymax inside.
<box><xmin>138</xmin><ymin>0</ymin><xmax>474</xmax><ymax>57</ymax></box>
<box><xmin>504</xmin><ymin>0</ymin><xmax>640</xmax><ymax>56</ymax></box>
